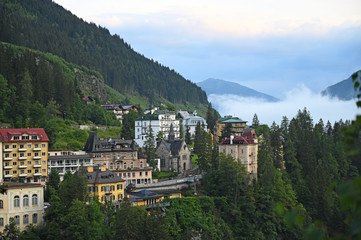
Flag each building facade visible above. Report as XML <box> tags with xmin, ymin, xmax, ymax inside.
<box><xmin>214</xmin><ymin>116</ymin><xmax>248</xmax><ymax>142</ymax></box>
<box><xmin>218</xmin><ymin>130</ymin><xmax>258</xmax><ymax>176</ymax></box>
<box><xmin>48</xmin><ymin>150</ymin><xmax>93</xmax><ymax>181</ymax></box>
<box><xmin>135</xmin><ymin>111</ymin><xmax>180</xmax><ymax>147</ymax></box>
<box><xmin>100</xmin><ymin>104</ymin><xmax>138</xmax><ymax>122</ymax></box>
<box><xmin>0</xmin><ymin>129</ymin><xmax>49</xmax><ymax>184</ymax></box>
<box><xmin>178</xmin><ymin>110</ymin><xmax>207</xmax><ymax>137</ymax></box>
<box><xmin>87</xmin><ymin>166</ymin><xmax>125</xmax><ymax>204</ymax></box>
<box><xmin>0</xmin><ymin>183</ymin><xmax>44</xmax><ymax>231</ymax></box>
<box><xmin>84</xmin><ymin>133</ymin><xmax>152</xmax><ymax>186</ymax></box>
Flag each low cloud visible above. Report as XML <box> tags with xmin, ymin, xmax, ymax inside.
<box><xmin>209</xmin><ymin>85</ymin><xmax>361</xmax><ymax>126</ymax></box>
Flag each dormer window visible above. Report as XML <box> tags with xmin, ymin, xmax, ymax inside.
<box><xmin>31</xmin><ymin>136</ymin><xmax>38</xmax><ymax>140</ymax></box>
<box><xmin>13</xmin><ymin>136</ymin><xmax>20</xmax><ymax>140</ymax></box>
<box><xmin>21</xmin><ymin>135</ymin><xmax>29</xmax><ymax>140</ymax></box>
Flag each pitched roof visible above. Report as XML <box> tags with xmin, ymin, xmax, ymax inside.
<box><xmin>84</xmin><ymin>132</ymin><xmax>137</xmax><ymax>153</ymax></box>
<box><xmin>0</xmin><ymin>128</ymin><xmax>49</xmax><ymax>142</ymax></box>
<box><xmin>87</xmin><ymin>167</ymin><xmax>125</xmax><ymax>184</ymax></box>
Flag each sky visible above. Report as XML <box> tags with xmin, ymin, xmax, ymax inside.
<box><xmin>54</xmin><ymin>0</ymin><xmax>361</xmax><ymax>124</ymax></box>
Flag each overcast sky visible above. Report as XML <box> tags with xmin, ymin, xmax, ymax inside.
<box><xmin>54</xmin><ymin>0</ymin><xmax>361</xmax><ymax>124</ymax></box>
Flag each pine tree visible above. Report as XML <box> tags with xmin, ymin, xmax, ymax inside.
<box><xmin>185</xmin><ymin>126</ymin><xmax>192</xmax><ymax>145</ymax></box>
<box><xmin>144</xmin><ymin>125</ymin><xmax>156</xmax><ymax>169</ymax></box>
<box><xmin>252</xmin><ymin>113</ymin><xmax>260</xmax><ymax>129</ymax></box>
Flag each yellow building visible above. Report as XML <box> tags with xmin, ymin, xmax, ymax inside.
<box><xmin>0</xmin><ymin>182</ymin><xmax>44</xmax><ymax>231</ymax></box>
<box><xmin>218</xmin><ymin>130</ymin><xmax>258</xmax><ymax>177</ymax></box>
<box><xmin>214</xmin><ymin>116</ymin><xmax>248</xmax><ymax>142</ymax></box>
<box><xmin>126</xmin><ymin>190</ymin><xmax>169</xmax><ymax>208</ymax></box>
<box><xmin>0</xmin><ymin>129</ymin><xmax>49</xmax><ymax>184</ymax></box>
<box><xmin>87</xmin><ymin>166</ymin><xmax>125</xmax><ymax>203</ymax></box>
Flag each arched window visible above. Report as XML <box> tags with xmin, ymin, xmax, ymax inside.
<box><xmin>118</xmin><ymin>194</ymin><xmax>123</xmax><ymax>200</ymax></box>
<box><xmin>14</xmin><ymin>215</ymin><xmax>20</xmax><ymax>225</ymax></box>
<box><xmin>32</xmin><ymin>194</ymin><xmax>38</xmax><ymax>205</ymax></box>
<box><xmin>23</xmin><ymin>214</ymin><xmax>29</xmax><ymax>224</ymax></box>
<box><xmin>32</xmin><ymin>213</ymin><xmax>38</xmax><ymax>224</ymax></box>
<box><xmin>14</xmin><ymin>196</ymin><xmax>20</xmax><ymax>207</ymax></box>
<box><xmin>0</xmin><ymin>200</ymin><xmax>3</xmax><ymax>209</ymax></box>
<box><xmin>23</xmin><ymin>195</ymin><xmax>29</xmax><ymax>206</ymax></box>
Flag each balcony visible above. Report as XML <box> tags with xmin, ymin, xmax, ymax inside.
<box><xmin>4</xmin><ymin>174</ymin><xmax>13</xmax><ymax>178</ymax></box>
<box><xmin>4</xmin><ymin>166</ymin><xmax>12</xmax><ymax>169</ymax></box>
<box><xmin>33</xmin><ymin>156</ymin><xmax>41</xmax><ymax>160</ymax></box>
<box><xmin>33</xmin><ymin>172</ymin><xmax>42</xmax><ymax>176</ymax></box>
<box><xmin>18</xmin><ymin>165</ymin><xmax>27</xmax><ymax>169</ymax></box>
<box><xmin>19</xmin><ymin>156</ymin><xmax>27</xmax><ymax>160</ymax></box>
<box><xmin>4</xmin><ymin>157</ymin><xmax>12</xmax><ymax>161</ymax></box>
<box><xmin>3</xmin><ymin>148</ymin><xmax>12</xmax><ymax>152</ymax></box>
<box><xmin>19</xmin><ymin>173</ymin><xmax>27</xmax><ymax>177</ymax></box>
<box><xmin>33</xmin><ymin>147</ymin><xmax>41</xmax><ymax>151</ymax></box>
<box><xmin>33</xmin><ymin>164</ymin><xmax>42</xmax><ymax>168</ymax></box>
<box><xmin>18</xmin><ymin>148</ymin><xmax>27</xmax><ymax>152</ymax></box>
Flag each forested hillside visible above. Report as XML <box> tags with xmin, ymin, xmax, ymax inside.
<box><xmin>0</xmin><ymin>42</ymin><xmax>120</xmax><ymax>128</ymax></box>
<box><xmin>0</xmin><ymin>0</ymin><xmax>208</xmax><ymax>107</ymax></box>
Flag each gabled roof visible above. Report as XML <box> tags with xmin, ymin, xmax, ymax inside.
<box><xmin>0</xmin><ymin>128</ymin><xmax>49</xmax><ymax>142</ymax></box>
<box><xmin>84</xmin><ymin>132</ymin><xmax>137</xmax><ymax>153</ymax></box>
<box><xmin>87</xmin><ymin>167</ymin><xmax>125</xmax><ymax>184</ymax></box>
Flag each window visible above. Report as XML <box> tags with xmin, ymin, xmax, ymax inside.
<box><xmin>110</xmin><ymin>185</ymin><xmax>115</xmax><ymax>191</ymax></box>
<box><xmin>0</xmin><ymin>218</ymin><xmax>3</xmax><ymax>227</ymax></box>
<box><xmin>27</xmin><ymin>161</ymin><xmax>32</xmax><ymax>165</ymax></box>
<box><xmin>34</xmin><ymin>144</ymin><xmax>39</xmax><ymax>148</ymax></box>
<box><xmin>35</xmin><ymin>169</ymin><xmax>39</xmax><ymax>173</ymax></box>
<box><xmin>27</xmin><ymin>144</ymin><xmax>32</xmax><ymax>148</ymax></box>
<box><xmin>5</xmin><ymin>162</ymin><xmax>9</xmax><ymax>167</ymax></box>
<box><xmin>41</xmin><ymin>152</ymin><xmax>46</xmax><ymax>156</ymax></box>
<box><xmin>118</xmin><ymin>194</ymin><xmax>123</xmax><ymax>200</ymax></box>
<box><xmin>140</xmin><ymin>172</ymin><xmax>143</xmax><ymax>176</ymax></box>
<box><xmin>42</xmin><ymin>160</ymin><xmax>46</xmax><ymax>165</ymax></box>
<box><xmin>42</xmin><ymin>169</ymin><xmax>46</xmax><ymax>173</ymax></box>
<box><xmin>123</xmin><ymin>173</ymin><xmax>126</xmax><ymax>177</ymax></box>
<box><xmin>20</xmin><ymin>170</ymin><xmax>25</xmax><ymax>174</ymax></box>
<box><xmin>145</xmin><ymin>171</ymin><xmax>148</xmax><ymax>176</ymax></box>
<box><xmin>0</xmin><ymin>200</ymin><xmax>3</xmax><ymax>209</ymax></box>
<box><xmin>12</xmin><ymin>153</ymin><xmax>17</xmax><ymax>157</ymax></box>
<box><xmin>27</xmin><ymin>152</ymin><xmax>32</xmax><ymax>157</ymax></box>
<box><xmin>23</xmin><ymin>214</ymin><xmax>29</xmax><ymax>224</ymax></box>
<box><xmin>12</xmin><ymin>161</ymin><xmax>17</xmax><ymax>166</ymax></box>
<box><xmin>34</xmin><ymin>152</ymin><xmax>39</xmax><ymax>157</ymax></box>
<box><xmin>12</xmin><ymin>144</ymin><xmax>17</xmax><ymax>149</ymax></box>
<box><xmin>41</xmin><ymin>177</ymin><xmax>46</xmax><ymax>182</ymax></box>
<box><xmin>32</xmin><ymin>136</ymin><xmax>38</xmax><ymax>140</ymax></box>
<box><xmin>32</xmin><ymin>194</ymin><xmax>38</xmax><ymax>205</ymax></box>
<box><xmin>19</xmin><ymin>144</ymin><xmax>24</xmax><ymax>148</ymax></box>
<box><xmin>27</xmin><ymin>169</ymin><xmax>32</xmax><ymax>174</ymax></box>
<box><xmin>12</xmin><ymin>170</ymin><xmax>17</xmax><ymax>174</ymax></box>
<box><xmin>4</xmin><ymin>145</ymin><xmax>9</xmax><ymax>149</ymax></box>
<box><xmin>4</xmin><ymin>153</ymin><xmax>9</xmax><ymax>158</ymax></box>
<box><xmin>140</xmin><ymin>161</ymin><xmax>143</xmax><ymax>168</ymax></box>
<box><xmin>14</xmin><ymin>136</ymin><xmax>20</xmax><ymax>140</ymax></box>
<box><xmin>117</xmin><ymin>184</ymin><xmax>123</xmax><ymax>190</ymax></box>
<box><xmin>127</xmin><ymin>173</ymin><xmax>130</xmax><ymax>177</ymax></box>
<box><xmin>110</xmin><ymin>163</ymin><xmax>113</xmax><ymax>170</ymax></box>
<box><xmin>132</xmin><ymin>172</ymin><xmax>135</xmax><ymax>177</ymax></box>
<box><xmin>14</xmin><ymin>215</ymin><xmax>20</xmax><ymax>225</ymax></box>
<box><xmin>5</xmin><ymin>170</ymin><xmax>10</xmax><ymax>175</ymax></box>
<box><xmin>32</xmin><ymin>214</ymin><xmax>38</xmax><ymax>224</ymax></box>
<box><xmin>19</xmin><ymin>153</ymin><xmax>25</xmax><ymax>157</ymax></box>
<box><xmin>101</xmin><ymin>196</ymin><xmax>106</xmax><ymax>202</ymax></box>
<box><xmin>130</xmin><ymin>162</ymin><xmax>133</xmax><ymax>168</ymax></box>
<box><xmin>111</xmin><ymin>195</ymin><xmax>115</xmax><ymax>201</ymax></box>
<box><xmin>14</xmin><ymin>196</ymin><xmax>20</xmax><ymax>207</ymax></box>
<box><xmin>41</xmin><ymin>144</ymin><xmax>46</xmax><ymax>148</ymax></box>
<box><xmin>124</xmin><ymin>162</ymin><xmax>127</xmax><ymax>169</ymax></box>
<box><xmin>22</xmin><ymin>135</ymin><xmax>29</xmax><ymax>140</ymax></box>
<box><xmin>23</xmin><ymin>195</ymin><xmax>29</xmax><ymax>206</ymax></box>
<box><xmin>101</xmin><ymin>186</ymin><xmax>106</xmax><ymax>192</ymax></box>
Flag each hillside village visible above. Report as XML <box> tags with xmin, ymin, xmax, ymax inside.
<box><xmin>0</xmin><ymin>107</ymin><xmax>258</xmax><ymax>232</ymax></box>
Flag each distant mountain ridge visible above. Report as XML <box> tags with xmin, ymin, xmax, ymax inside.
<box><xmin>197</xmin><ymin>78</ymin><xmax>279</xmax><ymax>102</ymax></box>
<box><xmin>321</xmin><ymin>71</ymin><xmax>361</xmax><ymax>100</ymax></box>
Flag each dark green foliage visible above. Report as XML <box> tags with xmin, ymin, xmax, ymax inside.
<box><xmin>185</xmin><ymin>126</ymin><xmax>192</xmax><ymax>145</ymax></box>
<box><xmin>121</xmin><ymin>110</ymin><xmax>139</xmax><ymax>139</ymax></box>
<box><xmin>59</xmin><ymin>171</ymin><xmax>88</xmax><ymax>211</ymax></box>
<box><xmin>3</xmin><ymin>217</ymin><xmax>20</xmax><ymax>240</ymax></box>
<box><xmin>252</xmin><ymin>113</ymin><xmax>260</xmax><ymax>128</ymax></box>
<box><xmin>0</xmin><ymin>0</ymin><xmax>208</xmax><ymax>107</ymax></box>
<box><xmin>219</xmin><ymin>122</ymin><xmax>233</xmax><ymax>142</ymax></box>
<box><xmin>206</xmin><ymin>103</ymin><xmax>219</xmax><ymax>133</ymax></box>
<box><xmin>144</xmin><ymin>126</ymin><xmax>157</xmax><ymax>169</ymax></box>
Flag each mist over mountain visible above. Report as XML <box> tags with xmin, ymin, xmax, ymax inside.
<box><xmin>197</xmin><ymin>78</ymin><xmax>279</xmax><ymax>102</ymax></box>
<box><xmin>321</xmin><ymin>71</ymin><xmax>361</xmax><ymax>100</ymax></box>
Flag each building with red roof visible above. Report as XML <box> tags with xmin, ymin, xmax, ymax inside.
<box><xmin>0</xmin><ymin>128</ymin><xmax>49</xmax><ymax>184</ymax></box>
<box><xmin>218</xmin><ymin>129</ymin><xmax>258</xmax><ymax>177</ymax></box>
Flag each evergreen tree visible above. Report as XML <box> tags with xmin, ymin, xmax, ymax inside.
<box><xmin>45</xmin><ymin>169</ymin><xmax>60</xmax><ymax>202</ymax></box>
<box><xmin>179</xmin><ymin>121</ymin><xmax>184</xmax><ymax>139</ymax></box>
<box><xmin>252</xmin><ymin>113</ymin><xmax>260</xmax><ymax>129</ymax></box>
<box><xmin>185</xmin><ymin>126</ymin><xmax>192</xmax><ymax>145</ymax></box>
<box><xmin>219</xmin><ymin>122</ymin><xmax>233</xmax><ymax>142</ymax></box>
<box><xmin>3</xmin><ymin>217</ymin><xmax>20</xmax><ymax>240</ymax></box>
<box><xmin>144</xmin><ymin>125</ymin><xmax>156</xmax><ymax>169</ymax></box>
<box><xmin>270</xmin><ymin>121</ymin><xmax>283</xmax><ymax>169</ymax></box>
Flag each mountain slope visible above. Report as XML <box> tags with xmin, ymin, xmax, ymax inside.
<box><xmin>0</xmin><ymin>0</ymin><xmax>208</xmax><ymax>106</ymax></box>
<box><xmin>197</xmin><ymin>78</ymin><xmax>279</xmax><ymax>102</ymax></box>
<box><xmin>321</xmin><ymin>71</ymin><xmax>361</xmax><ymax>100</ymax></box>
